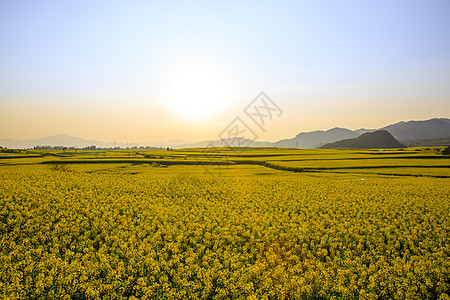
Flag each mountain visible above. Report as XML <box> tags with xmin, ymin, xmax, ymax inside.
<box><xmin>0</xmin><ymin>134</ymin><xmax>272</xmax><ymax>149</ymax></box>
<box><xmin>176</xmin><ymin>138</ymin><xmax>274</xmax><ymax>148</ymax></box>
<box><xmin>320</xmin><ymin>130</ymin><xmax>405</xmax><ymax>149</ymax></box>
<box><xmin>381</xmin><ymin>118</ymin><xmax>450</xmax><ymax>142</ymax></box>
<box><xmin>1</xmin><ymin>117</ymin><xmax>448</xmax><ymax>149</ymax></box>
<box><xmin>0</xmin><ymin>134</ymin><xmax>110</xmax><ymax>149</ymax></box>
<box><xmin>277</xmin><ymin>127</ymin><xmax>359</xmax><ymax>149</ymax></box>
<box><xmin>276</xmin><ymin>118</ymin><xmax>449</xmax><ymax>149</ymax></box>
<box><xmin>439</xmin><ymin>118</ymin><xmax>450</xmax><ymax>125</ymax></box>
<box><xmin>0</xmin><ymin>134</ymin><xmax>197</xmax><ymax>149</ymax></box>
<box><xmin>145</xmin><ymin>139</ymin><xmax>193</xmax><ymax>148</ymax></box>
<box><xmin>354</xmin><ymin>128</ymin><xmax>376</xmax><ymax>135</ymax></box>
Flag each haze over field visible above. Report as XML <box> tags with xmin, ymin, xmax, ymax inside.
<box><xmin>1</xmin><ymin>0</ymin><xmax>450</xmax><ymax>143</ymax></box>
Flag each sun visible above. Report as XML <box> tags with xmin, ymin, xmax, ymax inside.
<box><xmin>161</xmin><ymin>59</ymin><xmax>232</xmax><ymax>119</ymax></box>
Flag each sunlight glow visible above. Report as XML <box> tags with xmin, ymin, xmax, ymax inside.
<box><xmin>161</xmin><ymin>58</ymin><xmax>233</xmax><ymax>119</ymax></box>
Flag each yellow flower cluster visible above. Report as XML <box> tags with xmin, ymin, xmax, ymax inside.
<box><xmin>0</xmin><ymin>169</ymin><xmax>449</xmax><ymax>299</ymax></box>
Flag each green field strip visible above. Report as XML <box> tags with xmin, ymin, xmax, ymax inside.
<box><xmin>0</xmin><ymin>155</ymin><xmax>42</xmax><ymax>159</ymax></box>
<box><xmin>313</xmin><ymin>169</ymin><xmax>450</xmax><ymax>178</ymax></box>
<box><xmin>269</xmin><ymin>155</ymin><xmax>448</xmax><ymax>162</ymax></box>
<box><xmin>40</xmin><ymin>159</ymin><xmax>235</xmax><ymax>165</ymax></box>
<box><xmin>267</xmin><ymin>158</ymin><xmax>450</xmax><ymax>168</ymax></box>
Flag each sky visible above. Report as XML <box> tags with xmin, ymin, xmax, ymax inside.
<box><xmin>1</xmin><ymin>0</ymin><xmax>450</xmax><ymax>144</ymax></box>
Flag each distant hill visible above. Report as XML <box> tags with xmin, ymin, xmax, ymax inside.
<box><xmin>1</xmin><ymin>117</ymin><xmax>448</xmax><ymax>149</ymax></box>
<box><xmin>277</xmin><ymin>127</ymin><xmax>359</xmax><ymax>149</ymax></box>
<box><xmin>320</xmin><ymin>130</ymin><xmax>405</xmax><ymax>149</ymax></box>
<box><xmin>0</xmin><ymin>134</ymin><xmax>193</xmax><ymax>149</ymax></box>
<box><xmin>381</xmin><ymin>118</ymin><xmax>450</xmax><ymax>142</ymax></box>
<box><xmin>0</xmin><ymin>134</ymin><xmax>113</xmax><ymax>149</ymax></box>
<box><xmin>354</xmin><ymin>128</ymin><xmax>376</xmax><ymax>135</ymax></box>
<box><xmin>276</xmin><ymin>117</ymin><xmax>449</xmax><ymax>149</ymax></box>
<box><xmin>177</xmin><ymin>138</ymin><xmax>274</xmax><ymax>148</ymax></box>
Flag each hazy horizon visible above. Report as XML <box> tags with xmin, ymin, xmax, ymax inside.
<box><xmin>1</xmin><ymin>116</ymin><xmax>449</xmax><ymax>148</ymax></box>
<box><xmin>2</xmin><ymin>0</ymin><xmax>450</xmax><ymax>143</ymax></box>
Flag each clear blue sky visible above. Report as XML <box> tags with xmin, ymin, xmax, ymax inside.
<box><xmin>1</xmin><ymin>0</ymin><xmax>450</xmax><ymax>142</ymax></box>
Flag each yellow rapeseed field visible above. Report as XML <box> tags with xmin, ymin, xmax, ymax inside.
<box><xmin>0</xmin><ymin>148</ymin><xmax>449</xmax><ymax>299</ymax></box>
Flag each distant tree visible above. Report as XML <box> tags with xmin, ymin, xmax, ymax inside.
<box><xmin>34</xmin><ymin>145</ymin><xmax>66</xmax><ymax>150</ymax></box>
<box><xmin>1</xmin><ymin>148</ymin><xmax>18</xmax><ymax>153</ymax></box>
<box><xmin>442</xmin><ymin>146</ymin><xmax>450</xmax><ymax>155</ymax></box>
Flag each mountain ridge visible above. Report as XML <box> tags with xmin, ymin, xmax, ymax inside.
<box><xmin>277</xmin><ymin>117</ymin><xmax>449</xmax><ymax>149</ymax></box>
<box><xmin>320</xmin><ymin>130</ymin><xmax>406</xmax><ymax>149</ymax></box>
<box><xmin>1</xmin><ymin>117</ymin><xmax>449</xmax><ymax>149</ymax></box>
<box><xmin>381</xmin><ymin>118</ymin><xmax>450</xmax><ymax>142</ymax></box>
<box><xmin>277</xmin><ymin>127</ymin><xmax>358</xmax><ymax>149</ymax></box>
